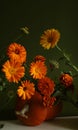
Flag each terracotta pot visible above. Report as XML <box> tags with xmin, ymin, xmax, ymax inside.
<box><xmin>15</xmin><ymin>91</ymin><xmax>63</xmax><ymax>126</ymax></box>
<box><xmin>46</xmin><ymin>102</ymin><xmax>63</xmax><ymax>120</ymax></box>
<box><xmin>15</xmin><ymin>91</ymin><xmax>47</xmax><ymax>126</ymax></box>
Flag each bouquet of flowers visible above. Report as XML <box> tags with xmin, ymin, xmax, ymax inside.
<box><xmin>0</xmin><ymin>27</ymin><xmax>78</xmax><ymax>126</ymax></box>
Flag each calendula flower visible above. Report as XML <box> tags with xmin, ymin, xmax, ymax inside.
<box><xmin>7</xmin><ymin>42</ymin><xmax>27</xmax><ymax>63</ymax></box>
<box><xmin>40</xmin><ymin>28</ymin><xmax>60</xmax><ymax>49</ymax></box>
<box><xmin>34</xmin><ymin>55</ymin><xmax>46</xmax><ymax>62</ymax></box>
<box><xmin>43</xmin><ymin>95</ymin><xmax>56</xmax><ymax>108</ymax></box>
<box><xmin>60</xmin><ymin>73</ymin><xmax>73</xmax><ymax>87</ymax></box>
<box><xmin>17</xmin><ymin>80</ymin><xmax>35</xmax><ymax>100</ymax></box>
<box><xmin>38</xmin><ymin>77</ymin><xmax>55</xmax><ymax>96</ymax></box>
<box><xmin>29</xmin><ymin>61</ymin><xmax>47</xmax><ymax>79</ymax></box>
<box><xmin>2</xmin><ymin>60</ymin><xmax>25</xmax><ymax>83</ymax></box>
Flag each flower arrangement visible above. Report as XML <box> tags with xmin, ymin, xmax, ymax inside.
<box><xmin>0</xmin><ymin>27</ymin><xmax>78</xmax><ymax>126</ymax></box>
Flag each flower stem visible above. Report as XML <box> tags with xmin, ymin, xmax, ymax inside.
<box><xmin>13</xmin><ymin>34</ymin><xmax>23</xmax><ymax>42</ymax></box>
<box><xmin>56</xmin><ymin>45</ymin><xmax>78</xmax><ymax>72</ymax></box>
<box><xmin>13</xmin><ymin>27</ymin><xmax>29</xmax><ymax>42</ymax></box>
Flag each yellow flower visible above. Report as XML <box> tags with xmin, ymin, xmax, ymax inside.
<box><xmin>7</xmin><ymin>42</ymin><xmax>27</xmax><ymax>63</ymax></box>
<box><xmin>29</xmin><ymin>61</ymin><xmax>47</xmax><ymax>79</ymax></box>
<box><xmin>2</xmin><ymin>60</ymin><xmax>25</xmax><ymax>83</ymax></box>
<box><xmin>40</xmin><ymin>28</ymin><xmax>60</xmax><ymax>49</ymax></box>
<box><xmin>17</xmin><ymin>80</ymin><xmax>35</xmax><ymax>100</ymax></box>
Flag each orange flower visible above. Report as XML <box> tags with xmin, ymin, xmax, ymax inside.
<box><xmin>17</xmin><ymin>80</ymin><xmax>35</xmax><ymax>100</ymax></box>
<box><xmin>40</xmin><ymin>28</ymin><xmax>60</xmax><ymax>49</ymax></box>
<box><xmin>7</xmin><ymin>42</ymin><xmax>27</xmax><ymax>63</ymax></box>
<box><xmin>60</xmin><ymin>73</ymin><xmax>73</xmax><ymax>87</ymax></box>
<box><xmin>38</xmin><ymin>77</ymin><xmax>55</xmax><ymax>96</ymax></box>
<box><xmin>2</xmin><ymin>60</ymin><xmax>25</xmax><ymax>83</ymax></box>
<box><xmin>43</xmin><ymin>96</ymin><xmax>56</xmax><ymax>108</ymax></box>
<box><xmin>34</xmin><ymin>55</ymin><xmax>46</xmax><ymax>62</ymax></box>
<box><xmin>29</xmin><ymin>61</ymin><xmax>47</xmax><ymax>79</ymax></box>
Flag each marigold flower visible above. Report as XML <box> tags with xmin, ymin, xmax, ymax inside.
<box><xmin>60</xmin><ymin>73</ymin><xmax>73</xmax><ymax>87</ymax></box>
<box><xmin>7</xmin><ymin>42</ymin><xmax>27</xmax><ymax>63</ymax></box>
<box><xmin>17</xmin><ymin>80</ymin><xmax>35</xmax><ymax>100</ymax></box>
<box><xmin>2</xmin><ymin>60</ymin><xmax>25</xmax><ymax>83</ymax></box>
<box><xmin>43</xmin><ymin>96</ymin><xmax>56</xmax><ymax>108</ymax></box>
<box><xmin>34</xmin><ymin>55</ymin><xmax>46</xmax><ymax>62</ymax></box>
<box><xmin>37</xmin><ymin>77</ymin><xmax>55</xmax><ymax>96</ymax></box>
<box><xmin>29</xmin><ymin>61</ymin><xmax>47</xmax><ymax>79</ymax></box>
<box><xmin>40</xmin><ymin>28</ymin><xmax>60</xmax><ymax>49</ymax></box>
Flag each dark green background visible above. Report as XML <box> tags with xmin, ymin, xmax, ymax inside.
<box><xmin>0</xmin><ymin>0</ymin><xmax>78</xmax><ymax>118</ymax></box>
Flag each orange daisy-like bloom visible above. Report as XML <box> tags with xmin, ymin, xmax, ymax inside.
<box><xmin>34</xmin><ymin>55</ymin><xmax>46</xmax><ymax>62</ymax></box>
<box><xmin>7</xmin><ymin>42</ymin><xmax>27</xmax><ymax>63</ymax></box>
<box><xmin>60</xmin><ymin>73</ymin><xmax>73</xmax><ymax>87</ymax></box>
<box><xmin>29</xmin><ymin>61</ymin><xmax>47</xmax><ymax>79</ymax></box>
<box><xmin>2</xmin><ymin>60</ymin><xmax>25</xmax><ymax>83</ymax></box>
<box><xmin>17</xmin><ymin>80</ymin><xmax>35</xmax><ymax>100</ymax></box>
<box><xmin>43</xmin><ymin>96</ymin><xmax>56</xmax><ymax>108</ymax></box>
<box><xmin>37</xmin><ymin>77</ymin><xmax>55</xmax><ymax>96</ymax></box>
<box><xmin>40</xmin><ymin>28</ymin><xmax>60</xmax><ymax>49</ymax></box>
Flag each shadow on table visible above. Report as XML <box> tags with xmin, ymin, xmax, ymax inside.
<box><xmin>47</xmin><ymin>117</ymin><xmax>78</xmax><ymax>130</ymax></box>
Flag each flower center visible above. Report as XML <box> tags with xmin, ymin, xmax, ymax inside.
<box><xmin>10</xmin><ymin>67</ymin><xmax>16</xmax><ymax>74</ymax></box>
<box><xmin>15</xmin><ymin>49</ymin><xmax>20</xmax><ymax>54</ymax></box>
<box><xmin>47</xmin><ymin>36</ymin><xmax>53</xmax><ymax>43</ymax></box>
<box><xmin>35</xmin><ymin>67</ymin><xmax>40</xmax><ymax>73</ymax></box>
<box><xmin>23</xmin><ymin>87</ymin><xmax>27</xmax><ymax>91</ymax></box>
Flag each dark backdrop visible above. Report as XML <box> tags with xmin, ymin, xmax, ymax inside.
<box><xmin>0</xmin><ymin>0</ymin><xmax>78</xmax><ymax>117</ymax></box>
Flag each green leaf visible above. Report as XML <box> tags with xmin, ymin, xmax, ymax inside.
<box><xmin>53</xmin><ymin>90</ymin><xmax>62</xmax><ymax>97</ymax></box>
<box><xmin>0</xmin><ymin>86</ymin><xmax>3</xmax><ymax>91</ymax></box>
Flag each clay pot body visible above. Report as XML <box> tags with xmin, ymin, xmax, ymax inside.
<box><xmin>46</xmin><ymin>101</ymin><xmax>63</xmax><ymax>120</ymax></box>
<box><xmin>15</xmin><ymin>91</ymin><xmax>62</xmax><ymax>126</ymax></box>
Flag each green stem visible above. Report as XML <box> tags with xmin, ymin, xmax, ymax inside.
<box><xmin>14</xmin><ymin>27</ymin><xmax>29</xmax><ymax>42</ymax></box>
<box><xmin>56</xmin><ymin>45</ymin><xmax>78</xmax><ymax>72</ymax></box>
<box><xmin>13</xmin><ymin>34</ymin><xmax>23</xmax><ymax>42</ymax></box>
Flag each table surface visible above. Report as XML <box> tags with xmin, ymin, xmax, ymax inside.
<box><xmin>0</xmin><ymin>116</ymin><xmax>78</xmax><ymax>130</ymax></box>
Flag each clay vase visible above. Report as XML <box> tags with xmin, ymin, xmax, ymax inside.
<box><xmin>45</xmin><ymin>101</ymin><xmax>63</xmax><ymax>120</ymax></box>
<box><xmin>15</xmin><ymin>91</ymin><xmax>63</xmax><ymax>126</ymax></box>
<box><xmin>15</xmin><ymin>91</ymin><xmax>47</xmax><ymax>126</ymax></box>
